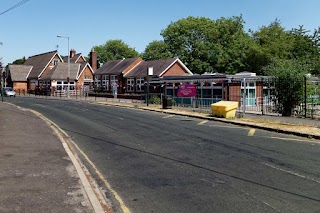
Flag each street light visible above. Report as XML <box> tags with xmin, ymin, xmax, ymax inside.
<box><xmin>0</xmin><ymin>42</ymin><xmax>3</xmax><ymax>102</ymax></box>
<box><xmin>57</xmin><ymin>35</ymin><xmax>70</xmax><ymax>98</ymax></box>
<box><xmin>146</xmin><ymin>67</ymin><xmax>153</xmax><ymax>106</ymax></box>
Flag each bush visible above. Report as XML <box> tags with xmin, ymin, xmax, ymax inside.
<box><xmin>149</xmin><ymin>96</ymin><xmax>161</xmax><ymax>105</ymax></box>
<box><xmin>266</xmin><ymin>59</ymin><xmax>308</xmax><ymax>116</ymax></box>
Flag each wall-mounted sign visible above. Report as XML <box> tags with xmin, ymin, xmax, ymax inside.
<box><xmin>177</xmin><ymin>84</ymin><xmax>196</xmax><ymax>97</ymax></box>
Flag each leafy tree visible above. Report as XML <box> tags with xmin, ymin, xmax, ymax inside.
<box><xmin>141</xmin><ymin>40</ymin><xmax>173</xmax><ymax>60</ymax></box>
<box><xmin>91</xmin><ymin>40</ymin><xmax>139</xmax><ymax>64</ymax></box>
<box><xmin>248</xmin><ymin>20</ymin><xmax>295</xmax><ymax>74</ymax></box>
<box><xmin>266</xmin><ymin>59</ymin><xmax>308</xmax><ymax>116</ymax></box>
<box><xmin>12</xmin><ymin>56</ymin><xmax>26</xmax><ymax>65</ymax></box>
<box><xmin>160</xmin><ymin>16</ymin><xmax>251</xmax><ymax>74</ymax></box>
<box><xmin>289</xmin><ymin>26</ymin><xmax>320</xmax><ymax>75</ymax></box>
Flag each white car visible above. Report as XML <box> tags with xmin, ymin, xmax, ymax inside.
<box><xmin>1</xmin><ymin>87</ymin><xmax>16</xmax><ymax>97</ymax></box>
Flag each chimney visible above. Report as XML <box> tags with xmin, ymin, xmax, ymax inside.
<box><xmin>70</xmin><ymin>49</ymin><xmax>76</xmax><ymax>58</ymax></box>
<box><xmin>90</xmin><ymin>48</ymin><xmax>97</xmax><ymax>72</ymax></box>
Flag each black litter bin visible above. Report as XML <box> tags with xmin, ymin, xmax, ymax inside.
<box><xmin>163</xmin><ymin>97</ymin><xmax>172</xmax><ymax>109</ymax></box>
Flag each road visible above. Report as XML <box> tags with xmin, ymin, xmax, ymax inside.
<box><xmin>7</xmin><ymin>97</ymin><xmax>320</xmax><ymax>213</ymax></box>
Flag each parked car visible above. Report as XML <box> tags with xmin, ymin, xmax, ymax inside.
<box><xmin>1</xmin><ymin>87</ymin><xmax>16</xmax><ymax>97</ymax></box>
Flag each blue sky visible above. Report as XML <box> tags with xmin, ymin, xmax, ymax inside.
<box><xmin>1</xmin><ymin>0</ymin><xmax>320</xmax><ymax>66</ymax></box>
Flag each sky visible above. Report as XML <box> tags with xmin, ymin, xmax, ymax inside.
<box><xmin>1</xmin><ymin>0</ymin><xmax>320</xmax><ymax>66</ymax></box>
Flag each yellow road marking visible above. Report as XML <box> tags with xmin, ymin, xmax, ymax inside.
<box><xmin>197</xmin><ymin>120</ymin><xmax>208</xmax><ymax>125</ymax></box>
<box><xmin>248</xmin><ymin>129</ymin><xmax>256</xmax><ymax>136</ymax></box>
<box><xmin>68</xmin><ymin>140</ymin><xmax>131</xmax><ymax>213</ymax></box>
<box><xmin>163</xmin><ymin>115</ymin><xmax>175</xmax><ymax>119</ymax></box>
<box><xmin>30</xmin><ymin>109</ymin><xmax>131</xmax><ymax>213</ymax></box>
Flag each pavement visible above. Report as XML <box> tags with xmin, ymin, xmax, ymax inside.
<box><xmin>0</xmin><ymin>102</ymin><xmax>109</xmax><ymax>213</ymax></box>
<box><xmin>0</xmin><ymin>95</ymin><xmax>319</xmax><ymax>212</ymax></box>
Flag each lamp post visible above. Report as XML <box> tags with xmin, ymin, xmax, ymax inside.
<box><xmin>57</xmin><ymin>35</ymin><xmax>70</xmax><ymax>98</ymax></box>
<box><xmin>146</xmin><ymin>67</ymin><xmax>153</xmax><ymax>106</ymax></box>
<box><xmin>1</xmin><ymin>65</ymin><xmax>3</xmax><ymax>102</ymax></box>
<box><xmin>0</xmin><ymin>43</ymin><xmax>3</xmax><ymax>102</ymax></box>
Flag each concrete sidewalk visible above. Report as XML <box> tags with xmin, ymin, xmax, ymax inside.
<box><xmin>0</xmin><ymin>102</ymin><xmax>107</xmax><ymax>213</ymax></box>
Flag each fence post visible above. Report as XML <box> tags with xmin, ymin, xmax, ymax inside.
<box><xmin>304</xmin><ymin>76</ymin><xmax>307</xmax><ymax>118</ymax></box>
<box><xmin>261</xmin><ymin>79</ymin><xmax>264</xmax><ymax>115</ymax></box>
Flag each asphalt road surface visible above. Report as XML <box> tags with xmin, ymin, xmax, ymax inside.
<box><xmin>6</xmin><ymin>97</ymin><xmax>320</xmax><ymax>213</ymax></box>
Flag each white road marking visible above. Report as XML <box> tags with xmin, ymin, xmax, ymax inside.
<box><xmin>209</xmin><ymin>124</ymin><xmax>248</xmax><ymax>130</ymax></box>
<box><xmin>268</xmin><ymin>136</ymin><xmax>318</xmax><ymax>142</ymax></box>
<box><xmin>261</xmin><ymin>162</ymin><xmax>320</xmax><ymax>184</ymax></box>
<box><xmin>163</xmin><ymin>115</ymin><xmax>175</xmax><ymax>119</ymax></box>
<box><xmin>239</xmin><ymin>189</ymin><xmax>283</xmax><ymax>213</ymax></box>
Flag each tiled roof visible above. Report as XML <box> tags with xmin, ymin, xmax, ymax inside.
<box><xmin>40</xmin><ymin>63</ymin><xmax>80</xmax><ymax>80</ymax></box>
<box><xmin>125</xmin><ymin>58</ymin><xmax>178</xmax><ymax>78</ymax></box>
<box><xmin>94</xmin><ymin>59</ymin><xmax>123</xmax><ymax>75</ymax></box>
<box><xmin>63</xmin><ymin>53</ymin><xmax>83</xmax><ymax>63</ymax></box>
<box><xmin>94</xmin><ymin>58</ymin><xmax>142</xmax><ymax>75</ymax></box>
<box><xmin>108</xmin><ymin>58</ymin><xmax>141</xmax><ymax>75</ymax></box>
<box><xmin>24</xmin><ymin>51</ymin><xmax>58</xmax><ymax>79</ymax></box>
<box><xmin>78</xmin><ymin>62</ymin><xmax>94</xmax><ymax>77</ymax></box>
<box><xmin>8</xmin><ymin>65</ymin><xmax>33</xmax><ymax>82</ymax></box>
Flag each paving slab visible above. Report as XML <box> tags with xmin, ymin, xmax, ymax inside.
<box><xmin>0</xmin><ymin>102</ymin><xmax>95</xmax><ymax>212</ymax></box>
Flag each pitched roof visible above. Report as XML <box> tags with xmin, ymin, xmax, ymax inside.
<box><xmin>24</xmin><ymin>50</ymin><xmax>60</xmax><ymax>79</ymax></box>
<box><xmin>94</xmin><ymin>59</ymin><xmax>123</xmax><ymax>75</ymax></box>
<box><xmin>40</xmin><ymin>63</ymin><xmax>80</xmax><ymax>80</ymax></box>
<box><xmin>77</xmin><ymin>62</ymin><xmax>94</xmax><ymax>80</ymax></box>
<box><xmin>125</xmin><ymin>58</ymin><xmax>191</xmax><ymax>78</ymax></box>
<box><xmin>63</xmin><ymin>53</ymin><xmax>85</xmax><ymax>63</ymax></box>
<box><xmin>108</xmin><ymin>58</ymin><xmax>141</xmax><ymax>75</ymax></box>
<box><xmin>8</xmin><ymin>65</ymin><xmax>33</xmax><ymax>82</ymax></box>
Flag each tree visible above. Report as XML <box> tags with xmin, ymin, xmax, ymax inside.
<box><xmin>91</xmin><ymin>40</ymin><xmax>139</xmax><ymax>65</ymax></box>
<box><xmin>266</xmin><ymin>59</ymin><xmax>308</xmax><ymax>116</ymax></box>
<box><xmin>160</xmin><ymin>16</ymin><xmax>251</xmax><ymax>74</ymax></box>
<box><xmin>12</xmin><ymin>56</ymin><xmax>26</xmax><ymax>65</ymax></box>
<box><xmin>248</xmin><ymin>20</ymin><xmax>295</xmax><ymax>74</ymax></box>
<box><xmin>290</xmin><ymin>26</ymin><xmax>320</xmax><ymax>75</ymax></box>
<box><xmin>141</xmin><ymin>40</ymin><xmax>173</xmax><ymax>60</ymax></box>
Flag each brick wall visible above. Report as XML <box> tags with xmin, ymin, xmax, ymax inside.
<box><xmin>256</xmin><ymin>82</ymin><xmax>263</xmax><ymax>105</ymax></box>
<box><xmin>77</xmin><ymin>66</ymin><xmax>93</xmax><ymax>87</ymax></box>
<box><xmin>161</xmin><ymin>62</ymin><xmax>188</xmax><ymax>77</ymax></box>
<box><xmin>41</xmin><ymin>55</ymin><xmax>62</xmax><ymax>78</ymax></box>
<box><xmin>13</xmin><ymin>82</ymin><xmax>28</xmax><ymax>91</ymax></box>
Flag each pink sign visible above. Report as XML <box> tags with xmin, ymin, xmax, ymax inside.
<box><xmin>177</xmin><ymin>84</ymin><xmax>196</xmax><ymax>97</ymax></box>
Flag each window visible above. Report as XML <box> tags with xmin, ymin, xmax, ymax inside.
<box><xmin>136</xmin><ymin>78</ymin><xmax>144</xmax><ymax>92</ymax></box>
<box><xmin>127</xmin><ymin>78</ymin><xmax>134</xmax><ymax>92</ymax></box>
<box><xmin>241</xmin><ymin>81</ymin><xmax>256</xmax><ymax>106</ymax></box>
<box><xmin>84</xmin><ymin>75</ymin><xmax>91</xmax><ymax>80</ymax></box>
<box><xmin>102</xmin><ymin>75</ymin><xmax>109</xmax><ymax>90</ymax></box>
<box><xmin>53</xmin><ymin>60</ymin><xmax>59</xmax><ymax>66</ymax></box>
<box><xmin>94</xmin><ymin>75</ymin><xmax>101</xmax><ymax>89</ymax></box>
<box><xmin>55</xmin><ymin>80</ymin><xmax>75</xmax><ymax>91</ymax></box>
